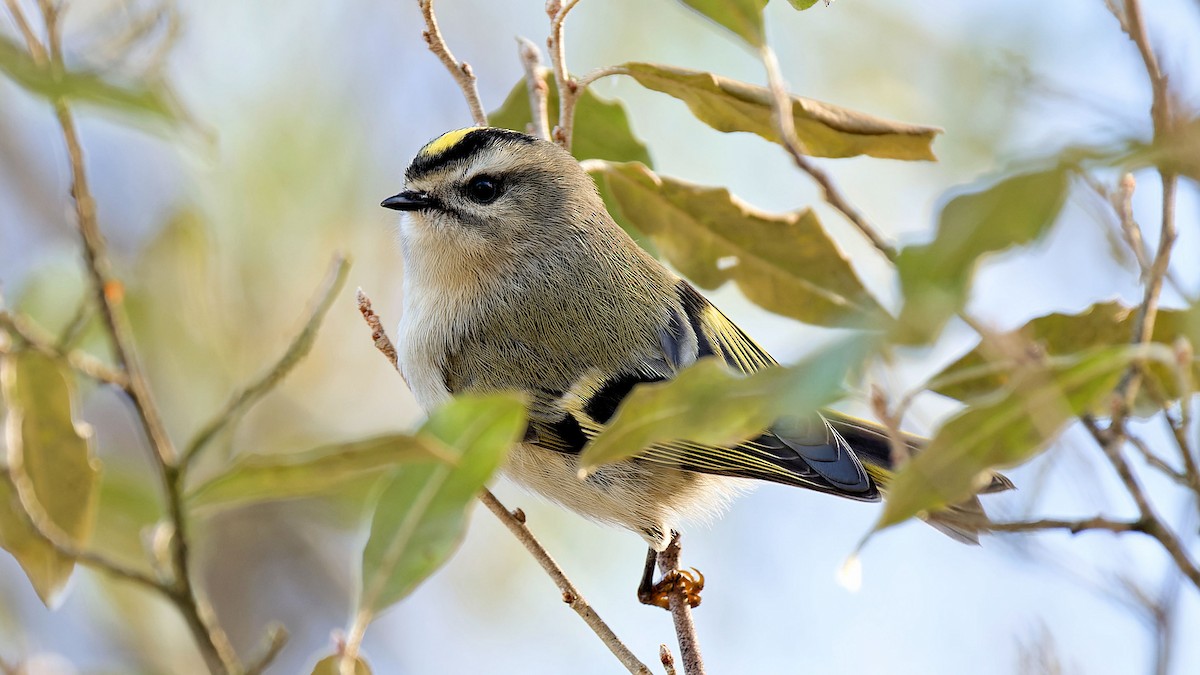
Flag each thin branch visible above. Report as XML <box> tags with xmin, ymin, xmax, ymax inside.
<box><xmin>55</xmin><ymin>295</ymin><xmax>95</xmax><ymax>350</ymax></box>
<box><xmin>356</xmin><ymin>289</ymin><xmax>400</xmax><ymax>375</ymax></box>
<box><xmin>36</xmin><ymin>0</ymin><xmax>61</xmax><ymax>64</ymax></box>
<box><xmin>869</xmin><ymin>384</ymin><xmax>911</xmax><ymax>467</ymax></box>
<box><xmin>575</xmin><ymin>65</ymin><xmax>627</xmax><ymax>90</ymax></box>
<box><xmin>660</xmin><ymin>645</ymin><xmax>677</xmax><ymax>675</ymax></box>
<box><xmin>1109</xmin><ymin>0</ymin><xmax>1178</xmax><ymax>415</ymax></box>
<box><xmin>987</xmin><ymin>516</ymin><xmax>1149</xmax><ymax>535</ymax></box>
<box><xmin>1161</xmin><ymin>407</ymin><xmax>1200</xmax><ymax>500</ymax></box>
<box><xmin>1127</xmin><ymin>433</ymin><xmax>1189</xmax><ymax>488</ymax></box>
<box><xmin>479</xmin><ymin>491</ymin><xmax>653</xmax><ymax>675</ymax></box>
<box><xmin>759</xmin><ymin>45</ymin><xmax>898</xmax><ymax>263</ymax></box>
<box><xmin>1119</xmin><ymin>0</ymin><xmax>1171</xmax><ymax>135</ymax></box>
<box><xmin>0</xmin><ymin>310</ymin><xmax>128</xmax><ymax>387</ymax></box>
<box><xmin>52</xmin><ymin>99</ymin><xmax>178</xmax><ymax>470</ymax></box>
<box><xmin>181</xmin><ymin>254</ymin><xmax>350</xmax><ymax>471</ymax></box>
<box><xmin>417</xmin><ymin>0</ymin><xmax>486</xmax><ymax>126</ymax></box>
<box><xmin>656</xmin><ymin>534</ymin><xmax>704</xmax><ymax>675</ymax></box>
<box><xmin>547</xmin><ymin>0</ymin><xmax>583</xmax><ymax>149</ymax></box>
<box><xmin>1081</xmin><ymin>417</ymin><xmax>1200</xmax><ymax>591</ymax></box>
<box><xmin>517</xmin><ymin>36</ymin><xmax>551</xmax><ymax>141</ymax></box>
<box><xmin>3</xmin><ymin>0</ymin><xmax>46</xmax><ymax>64</ymax></box>
<box><xmin>36</xmin><ymin>5</ymin><xmax>237</xmax><ymax>668</ymax></box>
<box><xmin>243</xmin><ymin>623</ymin><xmax>289</xmax><ymax>675</ymax></box>
<box><xmin>1113</xmin><ymin>173</ymin><xmax>1151</xmax><ymax>276</ymax></box>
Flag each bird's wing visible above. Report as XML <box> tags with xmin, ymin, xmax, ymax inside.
<box><xmin>529</xmin><ymin>280</ymin><xmax>879</xmax><ymax>502</ymax></box>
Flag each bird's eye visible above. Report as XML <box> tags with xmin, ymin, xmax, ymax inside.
<box><xmin>465</xmin><ymin>176</ymin><xmax>502</xmax><ymax>204</ymax></box>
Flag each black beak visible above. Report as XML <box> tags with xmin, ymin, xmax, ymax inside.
<box><xmin>381</xmin><ymin>190</ymin><xmax>436</xmax><ymax>211</ymax></box>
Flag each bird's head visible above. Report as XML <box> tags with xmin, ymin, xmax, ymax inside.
<box><xmin>383</xmin><ymin>127</ymin><xmax>601</xmax><ymax>254</ymax></box>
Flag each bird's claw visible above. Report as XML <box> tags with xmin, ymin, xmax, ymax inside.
<box><xmin>638</xmin><ymin>567</ymin><xmax>704</xmax><ymax>610</ymax></box>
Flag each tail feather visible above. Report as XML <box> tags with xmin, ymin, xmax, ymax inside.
<box><xmin>824</xmin><ymin>410</ymin><xmax>1015</xmax><ymax>545</ymax></box>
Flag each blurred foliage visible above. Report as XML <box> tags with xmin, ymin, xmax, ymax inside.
<box><xmin>0</xmin><ymin>33</ymin><xmax>176</xmax><ymax>123</ymax></box>
<box><xmin>187</xmin><ymin>432</ymin><xmax>454</xmax><ymax>512</ymax></box>
<box><xmin>0</xmin><ymin>352</ymin><xmax>99</xmax><ymax>607</ymax></box>
<box><xmin>678</xmin><ymin>0</ymin><xmax>769</xmax><ymax>47</ymax></box>
<box><xmin>875</xmin><ymin>344</ymin><xmax>1175</xmax><ymax>531</ymax></box>
<box><xmin>933</xmin><ymin>302</ymin><xmax>1200</xmax><ymax>404</ymax></box>
<box><xmin>893</xmin><ymin>167</ymin><xmax>1071</xmax><ymax>344</ymax></box>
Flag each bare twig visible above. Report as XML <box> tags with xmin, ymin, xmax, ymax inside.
<box><xmin>55</xmin><ymin>295</ymin><xmax>95</xmax><ymax>350</ymax></box>
<box><xmin>1113</xmin><ymin>173</ymin><xmax>1151</xmax><ymax>275</ymax></box>
<box><xmin>3</xmin><ymin>0</ymin><xmax>47</xmax><ymax>64</ymax></box>
<box><xmin>0</xmin><ymin>310</ymin><xmax>128</xmax><ymax>387</ymax></box>
<box><xmin>656</xmin><ymin>534</ymin><xmax>704</xmax><ymax>675</ymax></box>
<box><xmin>575</xmin><ymin>65</ymin><xmax>628</xmax><ymax>90</ymax></box>
<box><xmin>1127</xmin><ymin>433</ymin><xmax>1189</xmax><ymax>488</ymax></box>
<box><xmin>1160</xmin><ymin>408</ymin><xmax>1200</xmax><ymax>500</ymax></box>
<box><xmin>660</xmin><ymin>645</ymin><xmax>677</xmax><ymax>675</ymax></box>
<box><xmin>243</xmin><ymin>623</ymin><xmax>289</xmax><ymax>675</ymax></box>
<box><xmin>417</xmin><ymin>0</ymin><xmax>486</xmax><ymax>126</ymax></box>
<box><xmin>1081</xmin><ymin>417</ymin><xmax>1200</xmax><ymax>591</ymax></box>
<box><xmin>181</xmin><ymin>254</ymin><xmax>350</xmax><ymax>471</ymax></box>
<box><xmin>1109</xmin><ymin>0</ymin><xmax>1178</xmax><ymax>415</ymax></box>
<box><xmin>479</xmin><ymin>490</ymin><xmax>653</xmax><ymax>675</ymax></box>
<box><xmin>870</xmin><ymin>385</ymin><xmax>911</xmax><ymax>467</ymax></box>
<box><xmin>987</xmin><ymin>516</ymin><xmax>1148</xmax><ymax>535</ymax></box>
<box><xmin>33</xmin><ymin>3</ymin><xmax>236</xmax><ymax>669</ymax></box>
<box><xmin>1118</xmin><ymin>0</ymin><xmax>1171</xmax><ymax>135</ymax></box>
<box><xmin>759</xmin><ymin>46</ymin><xmax>898</xmax><ymax>262</ymax></box>
<box><xmin>356</xmin><ymin>289</ymin><xmax>399</xmax><ymax>375</ymax></box>
<box><xmin>47</xmin><ymin>42</ymin><xmax>178</xmax><ymax>474</ymax></box>
<box><xmin>517</xmin><ymin>37</ymin><xmax>551</xmax><ymax>140</ymax></box>
<box><xmin>1062</xmin><ymin>0</ymin><xmax>1200</xmax><ymax>592</ymax></box>
<box><xmin>546</xmin><ymin>0</ymin><xmax>583</xmax><ymax>149</ymax></box>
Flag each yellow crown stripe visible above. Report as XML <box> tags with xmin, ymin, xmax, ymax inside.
<box><xmin>419</xmin><ymin>127</ymin><xmax>485</xmax><ymax>159</ymax></box>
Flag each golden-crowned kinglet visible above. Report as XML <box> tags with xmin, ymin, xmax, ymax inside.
<box><xmin>382</xmin><ymin>127</ymin><xmax>1011</xmax><ymax>605</ymax></box>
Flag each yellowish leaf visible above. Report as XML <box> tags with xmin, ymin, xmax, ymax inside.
<box><xmin>0</xmin><ymin>352</ymin><xmax>101</xmax><ymax>607</ymax></box>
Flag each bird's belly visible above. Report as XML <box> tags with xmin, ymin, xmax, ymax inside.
<box><xmin>504</xmin><ymin>443</ymin><xmax>744</xmax><ymax>551</ymax></box>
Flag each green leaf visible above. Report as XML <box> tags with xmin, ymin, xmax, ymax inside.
<box><xmin>787</xmin><ymin>0</ymin><xmax>822</xmax><ymax>9</ymax></box>
<box><xmin>488</xmin><ymin>73</ymin><xmax>652</xmax><ymax>166</ymax></box>
<box><xmin>591</xmin><ymin>161</ymin><xmax>887</xmax><ymax>327</ymax></box>
<box><xmin>677</xmin><ymin>0</ymin><xmax>768</xmax><ymax>47</ymax></box>
<box><xmin>356</xmin><ymin>394</ymin><xmax>525</xmax><ymax>618</ymax></box>
<box><xmin>893</xmin><ymin>167</ymin><xmax>1071</xmax><ymax>344</ymax></box>
<box><xmin>580</xmin><ymin>338</ymin><xmax>869</xmax><ymax>471</ymax></box>
<box><xmin>932</xmin><ymin>302</ymin><xmax>1200</xmax><ymax>403</ymax></box>
<box><xmin>0</xmin><ymin>34</ymin><xmax>177</xmax><ymax>122</ymax></box>
<box><xmin>310</xmin><ymin>655</ymin><xmax>372</xmax><ymax>675</ymax></box>
<box><xmin>185</xmin><ymin>434</ymin><xmax>455</xmax><ymax>512</ymax></box>
<box><xmin>0</xmin><ymin>352</ymin><xmax>101</xmax><ymax>607</ymax></box>
<box><xmin>621</xmin><ymin>62</ymin><xmax>941</xmax><ymax>160</ymax></box>
<box><xmin>875</xmin><ymin>344</ymin><xmax>1173</xmax><ymax>532</ymax></box>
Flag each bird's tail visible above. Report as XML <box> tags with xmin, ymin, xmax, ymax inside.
<box><xmin>825</xmin><ymin>411</ymin><xmax>1015</xmax><ymax>545</ymax></box>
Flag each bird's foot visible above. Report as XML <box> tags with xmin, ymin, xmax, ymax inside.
<box><xmin>637</xmin><ymin>568</ymin><xmax>704</xmax><ymax>610</ymax></box>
